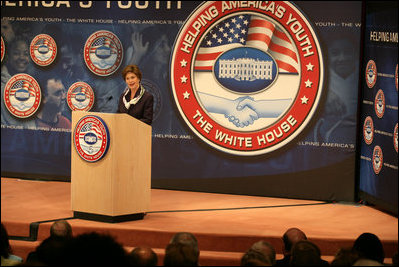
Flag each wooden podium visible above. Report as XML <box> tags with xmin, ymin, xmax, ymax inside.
<box><xmin>71</xmin><ymin>111</ymin><xmax>151</xmax><ymax>223</ymax></box>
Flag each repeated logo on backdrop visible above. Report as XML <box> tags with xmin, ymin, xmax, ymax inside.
<box><xmin>362</xmin><ymin>59</ymin><xmax>398</xmax><ymax>175</ymax></box>
<box><xmin>3</xmin><ymin>74</ymin><xmax>42</xmax><ymax>118</ymax></box>
<box><xmin>170</xmin><ymin>1</ymin><xmax>324</xmax><ymax>156</ymax></box>
<box><xmin>30</xmin><ymin>34</ymin><xmax>57</xmax><ymax>66</ymax></box>
<box><xmin>84</xmin><ymin>30</ymin><xmax>123</xmax><ymax>76</ymax></box>
<box><xmin>365</xmin><ymin>59</ymin><xmax>377</xmax><ymax>88</ymax></box>
<box><xmin>374</xmin><ymin>89</ymin><xmax>385</xmax><ymax>119</ymax></box>
<box><xmin>372</xmin><ymin>145</ymin><xmax>383</xmax><ymax>175</ymax></box>
<box><xmin>363</xmin><ymin>116</ymin><xmax>374</xmax><ymax>145</ymax></box>
<box><xmin>67</xmin><ymin>82</ymin><xmax>95</xmax><ymax>112</ymax></box>
<box><xmin>2</xmin><ymin>29</ymin><xmax>123</xmax><ymax>121</ymax></box>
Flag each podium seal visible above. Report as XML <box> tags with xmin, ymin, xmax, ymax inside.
<box><xmin>74</xmin><ymin>115</ymin><xmax>110</xmax><ymax>162</ymax></box>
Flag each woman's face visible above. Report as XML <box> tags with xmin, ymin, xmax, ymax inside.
<box><xmin>125</xmin><ymin>72</ymin><xmax>140</xmax><ymax>92</ymax></box>
<box><xmin>9</xmin><ymin>40</ymin><xmax>29</xmax><ymax>73</ymax></box>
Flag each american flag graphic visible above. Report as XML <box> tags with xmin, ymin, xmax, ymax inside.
<box><xmin>10</xmin><ymin>81</ymin><xmax>36</xmax><ymax>97</ymax></box>
<box><xmin>90</xmin><ymin>37</ymin><xmax>117</xmax><ymax>54</ymax></box>
<box><xmin>80</xmin><ymin>123</ymin><xmax>103</xmax><ymax>140</ymax></box>
<box><xmin>194</xmin><ymin>14</ymin><xmax>299</xmax><ymax>73</ymax></box>
<box><xmin>73</xmin><ymin>86</ymin><xmax>91</xmax><ymax>98</ymax></box>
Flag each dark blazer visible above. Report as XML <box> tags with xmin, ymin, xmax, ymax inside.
<box><xmin>117</xmin><ymin>89</ymin><xmax>154</xmax><ymax>125</ymax></box>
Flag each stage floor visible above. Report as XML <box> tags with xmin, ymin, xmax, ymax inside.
<box><xmin>1</xmin><ymin>177</ymin><xmax>398</xmax><ymax>265</ymax></box>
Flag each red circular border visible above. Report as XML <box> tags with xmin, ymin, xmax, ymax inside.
<box><xmin>30</xmin><ymin>34</ymin><xmax>57</xmax><ymax>67</ymax></box>
<box><xmin>3</xmin><ymin>74</ymin><xmax>42</xmax><ymax>118</ymax></box>
<box><xmin>67</xmin><ymin>82</ymin><xmax>95</xmax><ymax>111</ymax></box>
<box><xmin>73</xmin><ymin>115</ymin><xmax>110</xmax><ymax>162</ymax></box>
<box><xmin>83</xmin><ymin>30</ymin><xmax>123</xmax><ymax>77</ymax></box>
<box><xmin>171</xmin><ymin>1</ymin><xmax>324</xmax><ymax>155</ymax></box>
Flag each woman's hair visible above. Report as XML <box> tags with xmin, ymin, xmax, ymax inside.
<box><xmin>122</xmin><ymin>65</ymin><xmax>142</xmax><ymax>81</ymax></box>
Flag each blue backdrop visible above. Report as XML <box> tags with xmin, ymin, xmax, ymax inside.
<box><xmin>1</xmin><ymin>1</ymin><xmax>367</xmax><ymax>202</ymax></box>
<box><xmin>358</xmin><ymin>1</ymin><xmax>398</xmax><ymax>214</ymax></box>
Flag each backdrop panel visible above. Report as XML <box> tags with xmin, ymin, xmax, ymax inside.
<box><xmin>358</xmin><ymin>1</ymin><xmax>398</xmax><ymax>215</ymax></box>
<box><xmin>1</xmin><ymin>1</ymin><xmax>362</xmax><ymax>201</ymax></box>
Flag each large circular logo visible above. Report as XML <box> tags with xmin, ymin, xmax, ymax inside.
<box><xmin>374</xmin><ymin>89</ymin><xmax>385</xmax><ymax>119</ymax></box>
<box><xmin>3</xmin><ymin>73</ymin><xmax>41</xmax><ymax>118</ymax></box>
<box><xmin>363</xmin><ymin>116</ymin><xmax>374</xmax><ymax>145</ymax></box>
<box><xmin>365</xmin><ymin>59</ymin><xmax>377</xmax><ymax>88</ymax></box>
<box><xmin>30</xmin><ymin>34</ymin><xmax>57</xmax><ymax>66</ymax></box>
<box><xmin>170</xmin><ymin>2</ymin><xmax>324</xmax><ymax>156</ymax></box>
<box><xmin>372</xmin><ymin>145</ymin><xmax>383</xmax><ymax>175</ymax></box>
<box><xmin>67</xmin><ymin>82</ymin><xmax>95</xmax><ymax>111</ymax></box>
<box><xmin>84</xmin><ymin>30</ymin><xmax>123</xmax><ymax>76</ymax></box>
<box><xmin>73</xmin><ymin>115</ymin><xmax>110</xmax><ymax>162</ymax></box>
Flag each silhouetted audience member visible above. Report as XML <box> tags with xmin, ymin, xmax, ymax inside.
<box><xmin>60</xmin><ymin>232</ymin><xmax>129</xmax><ymax>266</ymax></box>
<box><xmin>1</xmin><ymin>223</ymin><xmax>23</xmax><ymax>266</ymax></box>
<box><xmin>50</xmin><ymin>220</ymin><xmax>72</xmax><ymax>238</ymax></box>
<box><xmin>352</xmin><ymin>232</ymin><xmax>385</xmax><ymax>266</ymax></box>
<box><xmin>169</xmin><ymin>232</ymin><xmax>200</xmax><ymax>263</ymax></box>
<box><xmin>128</xmin><ymin>247</ymin><xmax>158</xmax><ymax>266</ymax></box>
<box><xmin>241</xmin><ymin>249</ymin><xmax>272</xmax><ymax>266</ymax></box>
<box><xmin>330</xmin><ymin>247</ymin><xmax>359</xmax><ymax>266</ymax></box>
<box><xmin>164</xmin><ymin>243</ymin><xmax>198</xmax><ymax>266</ymax></box>
<box><xmin>276</xmin><ymin>228</ymin><xmax>307</xmax><ymax>266</ymax></box>
<box><xmin>241</xmin><ymin>240</ymin><xmax>276</xmax><ymax>266</ymax></box>
<box><xmin>26</xmin><ymin>236</ymin><xmax>69</xmax><ymax>265</ymax></box>
<box><xmin>290</xmin><ymin>240</ymin><xmax>324</xmax><ymax>266</ymax></box>
<box><xmin>392</xmin><ymin>251</ymin><xmax>398</xmax><ymax>266</ymax></box>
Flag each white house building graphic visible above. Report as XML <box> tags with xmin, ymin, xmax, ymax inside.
<box><xmin>218</xmin><ymin>58</ymin><xmax>273</xmax><ymax>81</ymax></box>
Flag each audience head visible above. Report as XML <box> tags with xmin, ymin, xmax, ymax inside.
<box><xmin>33</xmin><ymin>236</ymin><xmax>69</xmax><ymax>265</ymax></box>
<box><xmin>352</xmin><ymin>232</ymin><xmax>385</xmax><ymax>264</ymax></box>
<box><xmin>0</xmin><ymin>223</ymin><xmax>12</xmax><ymax>258</ymax></box>
<box><xmin>290</xmin><ymin>240</ymin><xmax>322</xmax><ymax>266</ymax></box>
<box><xmin>128</xmin><ymin>246</ymin><xmax>158</xmax><ymax>266</ymax></box>
<box><xmin>61</xmin><ymin>232</ymin><xmax>129</xmax><ymax>266</ymax></box>
<box><xmin>241</xmin><ymin>248</ymin><xmax>272</xmax><ymax>266</ymax></box>
<box><xmin>164</xmin><ymin>243</ymin><xmax>198</xmax><ymax>266</ymax></box>
<box><xmin>250</xmin><ymin>240</ymin><xmax>276</xmax><ymax>265</ymax></box>
<box><xmin>282</xmin><ymin>227</ymin><xmax>307</xmax><ymax>256</ymax></box>
<box><xmin>331</xmin><ymin>247</ymin><xmax>359</xmax><ymax>266</ymax></box>
<box><xmin>392</xmin><ymin>251</ymin><xmax>398</xmax><ymax>266</ymax></box>
<box><xmin>169</xmin><ymin>232</ymin><xmax>199</xmax><ymax>259</ymax></box>
<box><xmin>50</xmin><ymin>220</ymin><xmax>72</xmax><ymax>239</ymax></box>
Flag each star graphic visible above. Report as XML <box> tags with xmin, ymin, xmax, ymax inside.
<box><xmin>183</xmin><ymin>91</ymin><xmax>190</xmax><ymax>99</ymax></box>
<box><xmin>180</xmin><ymin>75</ymin><xmax>188</xmax><ymax>83</ymax></box>
<box><xmin>180</xmin><ymin>59</ymin><xmax>187</xmax><ymax>67</ymax></box>
<box><xmin>305</xmin><ymin>79</ymin><xmax>312</xmax><ymax>88</ymax></box>
<box><xmin>301</xmin><ymin>96</ymin><xmax>309</xmax><ymax>104</ymax></box>
<box><xmin>306</xmin><ymin>62</ymin><xmax>314</xmax><ymax>71</ymax></box>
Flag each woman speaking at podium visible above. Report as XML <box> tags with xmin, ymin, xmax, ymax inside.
<box><xmin>117</xmin><ymin>65</ymin><xmax>154</xmax><ymax>125</ymax></box>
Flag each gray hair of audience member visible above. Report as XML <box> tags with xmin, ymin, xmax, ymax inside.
<box><xmin>169</xmin><ymin>232</ymin><xmax>199</xmax><ymax>258</ymax></box>
<box><xmin>250</xmin><ymin>240</ymin><xmax>276</xmax><ymax>265</ymax></box>
<box><xmin>290</xmin><ymin>240</ymin><xmax>322</xmax><ymax>266</ymax></box>
<box><xmin>164</xmin><ymin>243</ymin><xmax>198</xmax><ymax>266</ymax></box>
<box><xmin>129</xmin><ymin>246</ymin><xmax>158</xmax><ymax>266</ymax></box>
<box><xmin>241</xmin><ymin>249</ymin><xmax>273</xmax><ymax>266</ymax></box>
<box><xmin>50</xmin><ymin>220</ymin><xmax>72</xmax><ymax>238</ymax></box>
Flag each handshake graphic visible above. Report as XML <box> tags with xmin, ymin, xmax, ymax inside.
<box><xmin>198</xmin><ymin>92</ymin><xmax>291</xmax><ymax>128</ymax></box>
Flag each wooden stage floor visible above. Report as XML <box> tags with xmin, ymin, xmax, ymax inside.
<box><xmin>1</xmin><ymin>177</ymin><xmax>398</xmax><ymax>265</ymax></box>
